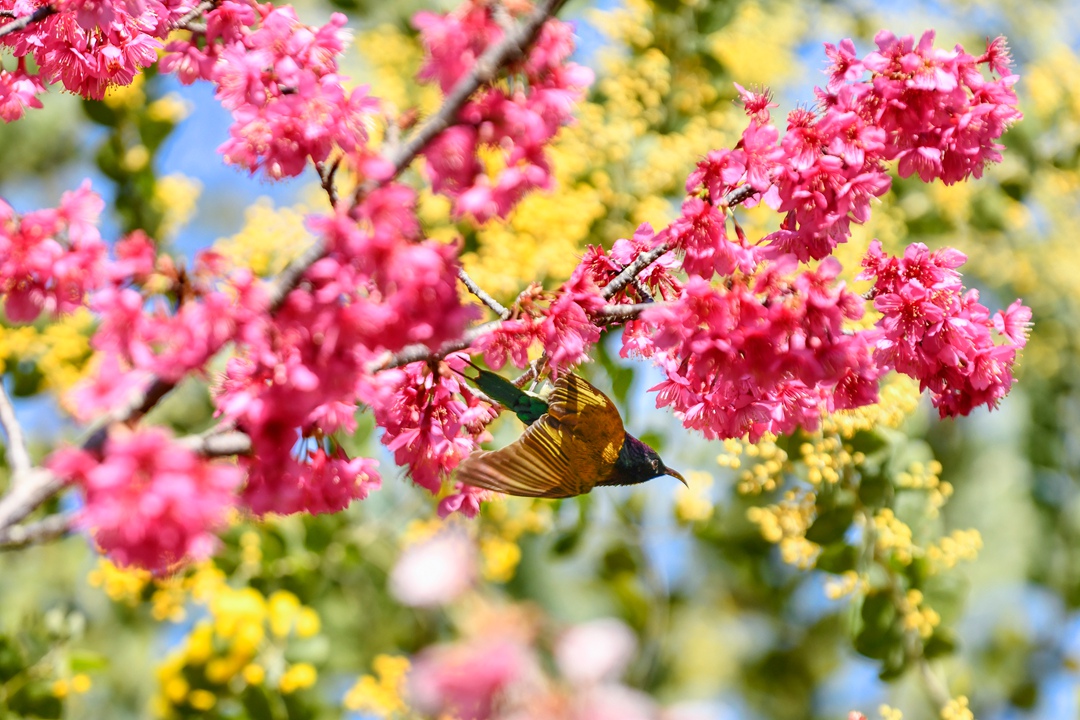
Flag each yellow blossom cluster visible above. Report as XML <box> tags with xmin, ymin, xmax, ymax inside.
<box><xmin>720</xmin><ymin>436</ymin><xmax>789</xmax><ymax>495</ymax></box>
<box><xmin>941</xmin><ymin>695</ymin><xmax>974</xmax><ymax>720</ymax></box>
<box><xmin>873</xmin><ymin>509</ymin><xmax>915</xmax><ymax>565</ymax></box>
<box><xmin>825</xmin><ymin>570</ymin><xmax>869</xmax><ymax>600</ymax></box>
<box><xmin>148</xmin><ymin>560</ymin><xmax>322</xmax><ymax>717</ymax></box>
<box><xmin>674</xmin><ymin>470</ymin><xmax>716</xmax><ymax>524</ymax></box>
<box><xmin>746</xmin><ymin>488</ymin><xmax>819</xmax><ymax>568</ymax></box>
<box><xmin>822</xmin><ymin>374</ymin><xmax>922</xmax><ymax>438</ymax></box>
<box><xmin>474</xmin><ymin>499</ymin><xmax>553</xmax><ymax>583</ymax></box>
<box><xmin>86</xmin><ymin>558</ymin><xmax>150</xmax><ymax>605</ymax></box>
<box><xmin>343</xmin><ymin>654</ymin><xmax>411</xmax><ymax>718</ymax></box>
<box><xmin>399</xmin><ymin>500</ymin><xmax>551</xmax><ymax>584</ymax></box>
<box><xmin>896</xmin><ymin>460</ymin><xmax>952</xmax><ymax>518</ymax></box>
<box><xmin>879</xmin><ymin>704</ymin><xmax>904</xmax><ymax>720</ymax></box>
<box><xmin>899</xmin><ymin>589</ymin><xmax>941</xmax><ymax>639</ymax></box>
<box><xmin>926</xmin><ymin>529</ymin><xmax>984</xmax><ymax>574</ymax></box>
<box><xmin>214</xmin><ymin>198</ymin><xmax>311</xmax><ymax>277</ymax></box>
<box><xmin>0</xmin><ymin>310</ymin><xmax>94</xmax><ymax>392</ymax></box>
<box><xmin>51</xmin><ymin>673</ymin><xmax>92</xmax><ymax>699</ymax></box>
<box><xmin>153</xmin><ymin>173</ymin><xmax>202</xmax><ymax>241</ymax></box>
<box><xmin>798</xmin><ymin>436</ymin><xmax>863</xmax><ymax>486</ymax></box>
<box><xmin>355</xmin><ymin>26</ymin><xmax>441</xmax><ymax>119</ymax></box>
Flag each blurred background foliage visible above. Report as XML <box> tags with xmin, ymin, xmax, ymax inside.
<box><xmin>1</xmin><ymin>0</ymin><xmax>1079</xmax><ymax>718</ymax></box>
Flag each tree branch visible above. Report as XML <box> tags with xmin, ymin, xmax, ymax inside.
<box><xmin>0</xmin><ymin>5</ymin><xmax>55</xmax><ymax>39</ymax></box>
<box><xmin>918</xmin><ymin>658</ymin><xmax>952</xmax><ymax>712</ymax></box>
<box><xmin>351</xmin><ymin>0</ymin><xmax>569</xmax><ymax>206</ymax></box>
<box><xmin>0</xmin><ymin>467</ymin><xmax>63</xmax><ymax>530</ymax></box>
<box><xmin>601</xmin><ymin>243</ymin><xmax>672</xmax><ymax>300</ymax></box>
<box><xmin>0</xmin><ymin>382</ymin><xmax>31</xmax><ymax>479</ymax></box>
<box><xmin>0</xmin><ymin>513</ymin><xmax>71</xmax><ymax>551</ymax></box>
<box><xmin>458</xmin><ymin>267</ymin><xmax>511</xmax><ymax>319</ymax></box>
<box><xmin>601</xmin><ymin>183</ymin><xmax>758</xmax><ymax>300</ymax></box>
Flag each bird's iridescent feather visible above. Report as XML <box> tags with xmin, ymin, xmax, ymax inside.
<box><xmin>455</xmin><ymin>373</ymin><xmax>626</xmax><ymax>498</ymax></box>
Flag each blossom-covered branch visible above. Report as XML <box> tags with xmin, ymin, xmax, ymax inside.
<box><xmin>0</xmin><ymin>0</ymin><xmax>585</xmax><ymax>561</ymax></box>
<box><xmin>0</xmin><ymin>0</ymin><xmax>1029</xmax><ymax>569</ymax></box>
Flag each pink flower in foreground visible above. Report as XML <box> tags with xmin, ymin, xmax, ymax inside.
<box><xmin>389</xmin><ymin>529</ymin><xmax>476</xmax><ymax>607</ymax></box>
<box><xmin>555</xmin><ymin>618</ymin><xmax>637</xmax><ymax>686</ymax></box>
<box><xmin>409</xmin><ymin>638</ymin><xmax>530</xmax><ymax>720</ymax></box>
<box><xmin>47</xmin><ymin>428</ymin><xmax>240</xmax><ymax>573</ymax></box>
<box><xmin>438</xmin><ymin>482</ymin><xmax>488</xmax><ymax>518</ymax></box>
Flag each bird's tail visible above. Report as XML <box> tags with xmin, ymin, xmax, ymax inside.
<box><xmin>462</xmin><ymin>361</ymin><xmax>548</xmax><ymax>425</ymax></box>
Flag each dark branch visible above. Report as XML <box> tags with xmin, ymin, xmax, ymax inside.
<box><xmin>0</xmin><ymin>5</ymin><xmax>55</xmax><ymax>39</ymax></box>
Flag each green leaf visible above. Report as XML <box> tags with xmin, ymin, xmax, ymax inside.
<box><xmin>923</xmin><ymin>627</ymin><xmax>958</xmax><ymax>659</ymax></box>
<box><xmin>600</xmin><ymin>546</ymin><xmax>638</xmax><ymax>579</ymax></box>
<box><xmin>241</xmin><ymin>685</ymin><xmax>276</xmax><ymax>720</ymax></box>
<box><xmin>550</xmin><ymin>528</ymin><xmax>581</xmax><ymax>556</ymax></box>
<box><xmin>81</xmin><ymin>99</ymin><xmax>119</xmax><ymax>127</ymax></box>
<box><xmin>854</xmin><ymin>592</ymin><xmax>901</xmax><ymax>661</ymax></box>
<box><xmin>815</xmin><ymin>544</ymin><xmax>859</xmax><ymax>574</ymax></box>
<box><xmin>0</xmin><ymin>635</ymin><xmax>26</xmax><ymax>682</ymax></box>
<box><xmin>9</xmin><ymin>680</ymin><xmax>63</xmax><ymax>719</ymax></box>
<box><xmin>805</xmin><ymin>503</ymin><xmax>855</xmax><ymax>545</ymax></box>
<box><xmin>69</xmin><ymin>650</ymin><xmax>109</xmax><ymax>673</ymax></box>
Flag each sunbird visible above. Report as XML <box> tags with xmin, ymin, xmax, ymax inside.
<box><xmin>457</xmin><ymin>364</ymin><xmax>686</xmax><ymax>498</ymax></box>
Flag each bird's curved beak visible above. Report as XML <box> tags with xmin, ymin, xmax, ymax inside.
<box><xmin>664</xmin><ymin>467</ymin><xmax>688</xmax><ymax>487</ymax></box>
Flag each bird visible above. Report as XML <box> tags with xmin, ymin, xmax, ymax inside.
<box><xmin>456</xmin><ymin>363</ymin><xmax>686</xmax><ymax>498</ymax></box>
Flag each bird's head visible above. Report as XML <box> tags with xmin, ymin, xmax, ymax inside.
<box><xmin>609</xmin><ymin>434</ymin><xmax>687</xmax><ymax>487</ymax></box>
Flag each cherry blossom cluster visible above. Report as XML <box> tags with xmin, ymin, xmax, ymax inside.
<box><xmin>569</xmin><ymin>30</ymin><xmax>1027</xmax><ymax>448</ymax></box>
<box><xmin>628</xmin><ymin>258</ymin><xmax>878</xmax><ymax>441</ymax></box>
<box><xmin>0</xmin><ymin>0</ymin><xmax>174</xmax><ymax>119</ymax></box>
<box><xmin>0</xmin><ymin>181</ymin><xmax>106</xmax><ymax>322</ymax></box>
<box><xmin>416</xmin><ymin>1</ymin><xmax>594</xmax><ymax>221</ymax></box>
<box><xmin>364</xmin><ymin>352</ymin><xmax>497</xmax><ymax>496</ymax></box>
<box><xmin>860</xmin><ymin>240</ymin><xmax>1031</xmax><ymax>418</ymax></box>
<box><xmin>681</xmin><ymin>31</ymin><xmax>1021</xmax><ymax>264</ymax></box>
<box><xmin>46</xmin><ymin>427</ymin><xmax>240</xmax><ymax>573</ymax></box>
<box><xmin>161</xmin><ymin>3</ymin><xmax>380</xmax><ymax>179</ymax></box>
<box><xmin>216</xmin><ymin>188</ymin><xmax>476</xmax><ymax>514</ymax></box>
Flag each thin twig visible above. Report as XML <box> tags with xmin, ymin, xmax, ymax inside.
<box><xmin>174</xmin><ymin>0</ymin><xmax>214</xmax><ymax>30</ymax></box>
<box><xmin>0</xmin><ymin>5</ymin><xmax>55</xmax><ymax>39</ymax></box>
<box><xmin>0</xmin><ymin>513</ymin><xmax>71</xmax><ymax>551</ymax></box>
<box><xmin>595</xmin><ymin>302</ymin><xmax>659</xmax><ymax>322</ymax></box>
<box><xmin>316</xmin><ymin>158</ymin><xmax>341</xmax><ymax>208</ymax></box>
<box><xmin>918</xmin><ymin>659</ymin><xmax>952</xmax><ymax>712</ymax></box>
<box><xmin>176</xmin><ymin>430</ymin><xmax>253</xmax><ymax>457</ymax></box>
<box><xmin>601</xmin><ymin>243</ymin><xmax>671</xmax><ymax>300</ymax></box>
<box><xmin>270</xmin><ymin>0</ymin><xmax>568</xmax><ymax>313</ymax></box>
<box><xmin>601</xmin><ymin>184</ymin><xmax>758</xmax><ymax>300</ymax></box>
<box><xmin>0</xmin><ymin>382</ymin><xmax>31</xmax><ymax>478</ymax></box>
<box><xmin>458</xmin><ymin>267</ymin><xmax>511</xmax><ymax>319</ymax></box>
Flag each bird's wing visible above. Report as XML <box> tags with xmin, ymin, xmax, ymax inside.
<box><xmin>454</xmin><ymin>374</ymin><xmax>626</xmax><ymax>498</ymax></box>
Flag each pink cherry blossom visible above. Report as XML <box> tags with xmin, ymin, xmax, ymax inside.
<box><xmin>0</xmin><ymin>181</ymin><xmax>107</xmax><ymax>323</ymax></box>
<box><xmin>389</xmin><ymin>529</ymin><xmax>476</xmax><ymax>607</ymax></box>
<box><xmin>859</xmin><ymin>240</ymin><xmax>1030</xmax><ymax>417</ymax></box>
<box><xmin>47</xmin><ymin>427</ymin><xmax>240</xmax><ymax>573</ymax></box>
